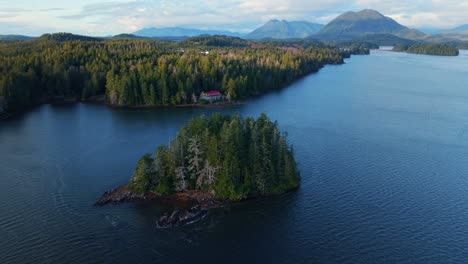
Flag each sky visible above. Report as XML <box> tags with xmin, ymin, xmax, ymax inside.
<box><xmin>0</xmin><ymin>0</ymin><xmax>467</xmax><ymax>36</ymax></box>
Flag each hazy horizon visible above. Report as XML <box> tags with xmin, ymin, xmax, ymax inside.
<box><xmin>1</xmin><ymin>0</ymin><xmax>468</xmax><ymax>36</ymax></box>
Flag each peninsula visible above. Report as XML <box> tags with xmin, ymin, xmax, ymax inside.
<box><xmin>0</xmin><ymin>34</ymin><xmax>368</xmax><ymax>117</ymax></box>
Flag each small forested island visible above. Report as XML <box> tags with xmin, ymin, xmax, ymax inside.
<box><xmin>0</xmin><ymin>33</ymin><xmax>370</xmax><ymax>117</ymax></box>
<box><xmin>96</xmin><ymin>113</ymin><xmax>300</xmax><ymax>227</ymax></box>
<box><xmin>393</xmin><ymin>43</ymin><xmax>459</xmax><ymax>56</ymax></box>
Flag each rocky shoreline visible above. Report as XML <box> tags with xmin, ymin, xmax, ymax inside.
<box><xmin>95</xmin><ymin>185</ymin><xmax>225</xmax><ymax>228</ymax></box>
<box><xmin>0</xmin><ymin>95</ymin><xmax>243</xmax><ymax>121</ymax></box>
<box><xmin>94</xmin><ymin>185</ymin><xmax>147</xmax><ymax>205</ymax></box>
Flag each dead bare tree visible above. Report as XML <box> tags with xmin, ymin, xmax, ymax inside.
<box><xmin>175</xmin><ymin>167</ymin><xmax>188</xmax><ymax>191</ymax></box>
<box><xmin>187</xmin><ymin>135</ymin><xmax>203</xmax><ymax>179</ymax></box>
<box><xmin>196</xmin><ymin>160</ymin><xmax>221</xmax><ymax>189</ymax></box>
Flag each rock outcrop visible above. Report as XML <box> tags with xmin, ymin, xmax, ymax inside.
<box><xmin>94</xmin><ymin>185</ymin><xmax>146</xmax><ymax>206</ymax></box>
<box><xmin>156</xmin><ymin>205</ymin><xmax>208</xmax><ymax>228</ymax></box>
<box><xmin>95</xmin><ymin>186</ymin><xmax>225</xmax><ymax>228</ymax></box>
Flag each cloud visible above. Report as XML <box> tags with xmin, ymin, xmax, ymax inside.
<box><xmin>0</xmin><ymin>8</ymin><xmax>30</xmax><ymax>12</ymax></box>
<box><xmin>39</xmin><ymin>8</ymin><xmax>66</xmax><ymax>12</ymax></box>
<box><xmin>59</xmin><ymin>1</ymin><xmax>138</xmax><ymax>20</ymax></box>
<box><xmin>0</xmin><ymin>7</ymin><xmax>27</xmax><ymax>18</ymax></box>
<box><xmin>0</xmin><ymin>13</ymin><xmax>17</xmax><ymax>19</ymax></box>
<box><xmin>351</xmin><ymin>0</ymin><xmax>468</xmax><ymax>28</ymax></box>
<box><xmin>54</xmin><ymin>0</ymin><xmax>350</xmax><ymax>34</ymax></box>
<box><xmin>1</xmin><ymin>0</ymin><xmax>467</xmax><ymax>36</ymax></box>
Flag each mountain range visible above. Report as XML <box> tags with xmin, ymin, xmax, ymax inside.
<box><xmin>451</xmin><ymin>24</ymin><xmax>468</xmax><ymax>32</ymax></box>
<box><xmin>246</xmin><ymin>20</ymin><xmax>323</xmax><ymax>39</ymax></box>
<box><xmin>133</xmin><ymin>27</ymin><xmax>241</xmax><ymax>38</ymax></box>
<box><xmin>130</xmin><ymin>9</ymin><xmax>432</xmax><ymax>42</ymax></box>
<box><xmin>2</xmin><ymin>9</ymin><xmax>467</xmax><ymax>44</ymax></box>
<box><xmin>132</xmin><ymin>21</ymin><xmax>323</xmax><ymax>40</ymax></box>
<box><xmin>438</xmin><ymin>24</ymin><xmax>468</xmax><ymax>41</ymax></box>
<box><xmin>0</xmin><ymin>34</ymin><xmax>34</xmax><ymax>41</ymax></box>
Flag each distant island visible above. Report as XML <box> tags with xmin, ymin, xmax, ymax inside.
<box><xmin>0</xmin><ymin>34</ymin><xmax>369</xmax><ymax>117</ymax></box>
<box><xmin>96</xmin><ymin>113</ymin><xmax>300</xmax><ymax>227</ymax></box>
<box><xmin>393</xmin><ymin>43</ymin><xmax>459</xmax><ymax>56</ymax></box>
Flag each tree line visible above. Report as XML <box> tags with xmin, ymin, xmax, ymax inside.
<box><xmin>0</xmin><ymin>34</ymin><xmax>360</xmax><ymax>113</ymax></box>
<box><xmin>128</xmin><ymin>113</ymin><xmax>300</xmax><ymax>201</ymax></box>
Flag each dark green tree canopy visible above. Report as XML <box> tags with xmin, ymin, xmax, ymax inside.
<box><xmin>0</xmin><ymin>35</ymin><xmax>356</xmax><ymax>113</ymax></box>
<box><xmin>128</xmin><ymin>113</ymin><xmax>300</xmax><ymax>201</ymax></box>
<box><xmin>393</xmin><ymin>43</ymin><xmax>459</xmax><ymax>56</ymax></box>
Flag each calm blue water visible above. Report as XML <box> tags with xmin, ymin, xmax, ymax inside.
<box><xmin>1</xmin><ymin>50</ymin><xmax>468</xmax><ymax>264</ymax></box>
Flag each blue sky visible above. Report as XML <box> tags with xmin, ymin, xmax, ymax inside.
<box><xmin>1</xmin><ymin>0</ymin><xmax>467</xmax><ymax>36</ymax></box>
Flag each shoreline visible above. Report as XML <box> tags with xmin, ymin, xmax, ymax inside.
<box><xmin>0</xmin><ymin>56</ymin><xmax>352</xmax><ymax>121</ymax></box>
<box><xmin>83</xmin><ymin>94</ymin><xmax>246</xmax><ymax>109</ymax></box>
<box><xmin>95</xmin><ymin>185</ymin><xmax>226</xmax><ymax>228</ymax></box>
<box><xmin>0</xmin><ymin>98</ymin><xmax>245</xmax><ymax>122</ymax></box>
<box><xmin>94</xmin><ymin>184</ymin><xmax>299</xmax><ymax>228</ymax></box>
<box><xmin>95</xmin><ymin>185</ymin><xmax>226</xmax><ymax>210</ymax></box>
<box><xmin>106</xmin><ymin>100</ymin><xmax>245</xmax><ymax>109</ymax></box>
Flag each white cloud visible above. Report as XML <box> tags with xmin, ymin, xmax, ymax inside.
<box><xmin>351</xmin><ymin>0</ymin><xmax>468</xmax><ymax>28</ymax></box>
<box><xmin>0</xmin><ymin>0</ymin><xmax>467</xmax><ymax>36</ymax></box>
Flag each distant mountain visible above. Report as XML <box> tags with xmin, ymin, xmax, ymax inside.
<box><xmin>452</xmin><ymin>24</ymin><xmax>468</xmax><ymax>32</ymax></box>
<box><xmin>438</xmin><ymin>25</ymin><xmax>468</xmax><ymax>41</ymax></box>
<box><xmin>246</xmin><ymin>20</ymin><xmax>323</xmax><ymax>39</ymax></box>
<box><xmin>404</xmin><ymin>25</ymin><xmax>468</xmax><ymax>35</ymax></box>
<box><xmin>133</xmin><ymin>27</ymin><xmax>241</xmax><ymax>38</ymax></box>
<box><xmin>0</xmin><ymin>35</ymin><xmax>34</xmax><ymax>41</ymax></box>
<box><xmin>315</xmin><ymin>9</ymin><xmax>426</xmax><ymax>40</ymax></box>
<box><xmin>418</xmin><ymin>28</ymin><xmax>444</xmax><ymax>35</ymax></box>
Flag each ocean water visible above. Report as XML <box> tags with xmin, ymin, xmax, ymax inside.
<box><xmin>1</xmin><ymin>50</ymin><xmax>468</xmax><ymax>263</ymax></box>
